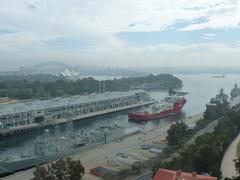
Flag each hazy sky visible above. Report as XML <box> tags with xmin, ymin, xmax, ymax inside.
<box><xmin>0</xmin><ymin>0</ymin><xmax>240</xmax><ymax>71</ymax></box>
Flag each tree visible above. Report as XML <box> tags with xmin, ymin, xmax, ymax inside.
<box><xmin>225</xmin><ymin>159</ymin><xmax>240</xmax><ymax>180</ymax></box>
<box><xmin>132</xmin><ymin>161</ymin><xmax>142</xmax><ymax>173</ymax></box>
<box><xmin>66</xmin><ymin>158</ymin><xmax>85</xmax><ymax>180</ymax></box>
<box><xmin>31</xmin><ymin>158</ymin><xmax>85</xmax><ymax>180</ymax></box>
<box><xmin>235</xmin><ymin>159</ymin><xmax>240</xmax><ymax>176</ymax></box>
<box><xmin>0</xmin><ymin>74</ymin><xmax>182</xmax><ymax>99</ymax></box>
<box><xmin>166</xmin><ymin>121</ymin><xmax>187</xmax><ymax>146</ymax></box>
<box><xmin>32</xmin><ymin>166</ymin><xmax>50</xmax><ymax>180</ymax></box>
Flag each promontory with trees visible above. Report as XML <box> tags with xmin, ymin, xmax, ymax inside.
<box><xmin>0</xmin><ymin>74</ymin><xmax>182</xmax><ymax>99</ymax></box>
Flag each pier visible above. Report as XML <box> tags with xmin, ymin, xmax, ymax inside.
<box><xmin>0</xmin><ymin>90</ymin><xmax>153</xmax><ymax>137</ymax></box>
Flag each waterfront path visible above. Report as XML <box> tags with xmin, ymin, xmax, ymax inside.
<box><xmin>220</xmin><ymin>96</ymin><xmax>240</xmax><ymax>179</ymax></box>
<box><xmin>220</xmin><ymin>134</ymin><xmax>240</xmax><ymax>179</ymax></box>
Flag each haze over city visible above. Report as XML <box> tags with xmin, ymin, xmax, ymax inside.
<box><xmin>0</xmin><ymin>0</ymin><xmax>240</xmax><ymax>71</ymax></box>
<box><xmin>2</xmin><ymin>1</ymin><xmax>240</xmax><ymax>180</ymax></box>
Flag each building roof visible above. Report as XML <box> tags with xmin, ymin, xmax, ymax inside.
<box><xmin>0</xmin><ymin>90</ymin><xmax>146</xmax><ymax>116</ymax></box>
<box><xmin>153</xmin><ymin>169</ymin><xmax>217</xmax><ymax>180</ymax></box>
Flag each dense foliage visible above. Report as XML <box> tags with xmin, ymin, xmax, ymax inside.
<box><xmin>233</xmin><ymin>159</ymin><xmax>240</xmax><ymax>180</ymax></box>
<box><xmin>31</xmin><ymin>158</ymin><xmax>85</xmax><ymax>180</ymax></box>
<box><xmin>0</xmin><ymin>74</ymin><xmax>182</xmax><ymax>99</ymax></box>
<box><xmin>0</xmin><ymin>74</ymin><xmax>64</xmax><ymax>82</ymax></box>
<box><xmin>166</xmin><ymin>121</ymin><xmax>188</xmax><ymax>146</ymax></box>
<box><xmin>204</xmin><ymin>102</ymin><xmax>229</xmax><ymax>120</ymax></box>
<box><xmin>132</xmin><ymin>161</ymin><xmax>143</xmax><ymax>173</ymax></box>
<box><xmin>154</xmin><ymin>108</ymin><xmax>240</xmax><ymax>178</ymax></box>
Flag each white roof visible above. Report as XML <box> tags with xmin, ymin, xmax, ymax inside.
<box><xmin>0</xmin><ymin>90</ymin><xmax>146</xmax><ymax>117</ymax></box>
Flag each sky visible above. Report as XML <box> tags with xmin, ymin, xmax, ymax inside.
<box><xmin>0</xmin><ymin>0</ymin><xmax>240</xmax><ymax>71</ymax></box>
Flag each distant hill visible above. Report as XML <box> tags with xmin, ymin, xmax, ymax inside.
<box><xmin>0</xmin><ymin>74</ymin><xmax>182</xmax><ymax>99</ymax></box>
<box><xmin>104</xmin><ymin>74</ymin><xmax>182</xmax><ymax>91</ymax></box>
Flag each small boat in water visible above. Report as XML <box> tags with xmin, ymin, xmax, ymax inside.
<box><xmin>212</xmin><ymin>74</ymin><xmax>225</xmax><ymax>78</ymax></box>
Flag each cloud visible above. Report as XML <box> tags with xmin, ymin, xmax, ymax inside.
<box><xmin>204</xmin><ymin>33</ymin><xmax>216</xmax><ymax>37</ymax></box>
<box><xmin>202</xmin><ymin>33</ymin><xmax>216</xmax><ymax>39</ymax></box>
<box><xmin>1</xmin><ymin>0</ymin><xmax>239</xmax><ymax>36</ymax></box>
<box><xmin>0</xmin><ymin>0</ymin><xmax>239</xmax><ymax>70</ymax></box>
<box><xmin>179</xmin><ymin>0</ymin><xmax>240</xmax><ymax>31</ymax></box>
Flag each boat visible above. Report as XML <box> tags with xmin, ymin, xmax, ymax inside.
<box><xmin>0</xmin><ymin>122</ymin><xmax>126</xmax><ymax>177</ymax></box>
<box><xmin>128</xmin><ymin>90</ymin><xmax>187</xmax><ymax>121</ymax></box>
<box><xmin>212</xmin><ymin>74</ymin><xmax>225</xmax><ymax>78</ymax></box>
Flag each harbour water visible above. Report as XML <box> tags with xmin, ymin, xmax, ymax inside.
<box><xmin>1</xmin><ymin>73</ymin><xmax>240</xmax><ymax>162</ymax></box>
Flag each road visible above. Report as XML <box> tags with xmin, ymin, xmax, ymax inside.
<box><xmin>220</xmin><ymin>96</ymin><xmax>240</xmax><ymax>179</ymax></box>
<box><xmin>220</xmin><ymin>133</ymin><xmax>240</xmax><ymax>178</ymax></box>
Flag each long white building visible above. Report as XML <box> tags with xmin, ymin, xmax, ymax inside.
<box><xmin>0</xmin><ymin>90</ymin><xmax>153</xmax><ymax>136</ymax></box>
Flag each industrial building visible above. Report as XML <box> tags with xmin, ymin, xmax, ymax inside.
<box><xmin>0</xmin><ymin>90</ymin><xmax>152</xmax><ymax>135</ymax></box>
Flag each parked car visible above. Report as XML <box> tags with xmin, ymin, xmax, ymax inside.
<box><xmin>150</xmin><ymin>148</ymin><xmax>162</xmax><ymax>154</ymax></box>
<box><xmin>116</xmin><ymin>152</ymin><xmax>128</xmax><ymax>158</ymax></box>
<box><xmin>141</xmin><ymin>144</ymin><xmax>153</xmax><ymax>150</ymax></box>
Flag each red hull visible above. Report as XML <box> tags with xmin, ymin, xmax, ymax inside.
<box><xmin>128</xmin><ymin>98</ymin><xmax>186</xmax><ymax>121</ymax></box>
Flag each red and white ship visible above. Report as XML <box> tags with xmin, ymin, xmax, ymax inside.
<box><xmin>128</xmin><ymin>90</ymin><xmax>187</xmax><ymax>121</ymax></box>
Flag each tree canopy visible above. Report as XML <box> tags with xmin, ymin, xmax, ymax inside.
<box><xmin>0</xmin><ymin>74</ymin><xmax>182</xmax><ymax>99</ymax></box>
<box><xmin>166</xmin><ymin>121</ymin><xmax>188</xmax><ymax>146</ymax></box>
<box><xmin>31</xmin><ymin>158</ymin><xmax>85</xmax><ymax>180</ymax></box>
<box><xmin>157</xmin><ymin>108</ymin><xmax>240</xmax><ymax>178</ymax></box>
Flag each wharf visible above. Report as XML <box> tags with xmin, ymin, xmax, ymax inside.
<box><xmin>0</xmin><ymin>100</ymin><xmax>154</xmax><ymax>137</ymax></box>
<box><xmin>1</xmin><ymin>112</ymin><xmax>204</xmax><ymax>180</ymax></box>
<box><xmin>0</xmin><ymin>90</ymin><xmax>153</xmax><ymax>137</ymax></box>
<box><xmin>5</xmin><ymin>94</ymin><xmax>240</xmax><ymax>180</ymax></box>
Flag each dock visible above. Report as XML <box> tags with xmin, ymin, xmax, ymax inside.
<box><xmin>1</xmin><ymin>112</ymin><xmax>204</xmax><ymax>180</ymax></box>
<box><xmin>0</xmin><ymin>90</ymin><xmax>153</xmax><ymax>137</ymax></box>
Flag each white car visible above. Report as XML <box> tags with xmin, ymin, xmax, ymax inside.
<box><xmin>150</xmin><ymin>148</ymin><xmax>162</xmax><ymax>154</ymax></box>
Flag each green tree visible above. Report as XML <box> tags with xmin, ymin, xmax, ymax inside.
<box><xmin>31</xmin><ymin>158</ymin><xmax>85</xmax><ymax>180</ymax></box>
<box><xmin>166</xmin><ymin>121</ymin><xmax>187</xmax><ymax>146</ymax></box>
<box><xmin>32</xmin><ymin>166</ymin><xmax>50</xmax><ymax>180</ymax></box>
<box><xmin>132</xmin><ymin>161</ymin><xmax>142</xmax><ymax>173</ymax></box>
<box><xmin>0</xmin><ymin>74</ymin><xmax>182</xmax><ymax>99</ymax></box>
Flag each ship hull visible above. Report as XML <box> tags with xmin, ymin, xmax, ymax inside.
<box><xmin>128</xmin><ymin>99</ymin><xmax>186</xmax><ymax>121</ymax></box>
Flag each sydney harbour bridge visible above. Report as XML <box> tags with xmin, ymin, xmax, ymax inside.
<box><xmin>19</xmin><ymin>61</ymin><xmax>78</xmax><ymax>75</ymax></box>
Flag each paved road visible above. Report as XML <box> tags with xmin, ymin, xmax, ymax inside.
<box><xmin>220</xmin><ymin>134</ymin><xmax>240</xmax><ymax>179</ymax></box>
<box><xmin>220</xmin><ymin>96</ymin><xmax>240</xmax><ymax>179</ymax></box>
